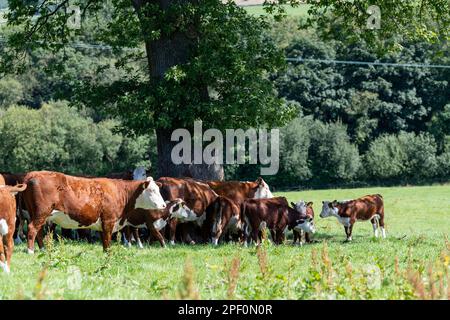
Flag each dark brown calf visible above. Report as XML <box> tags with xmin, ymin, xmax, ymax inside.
<box><xmin>125</xmin><ymin>199</ymin><xmax>189</xmax><ymax>248</ymax></box>
<box><xmin>320</xmin><ymin>194</ymin><xmax>385</xmax><ymax>241</ymax></box>
<box><xmin>0</xmin><ymin>184</ymin><xmax>27</xmax><ymax>273</ymax></box>
<box><xmin>241</xmin><ymin>197</ymin><xmax>315</xmax><ymax>245</ymax></box>
<box><xmin>292</xmin><ymin>201</ymin><xmax>314</xmax><ymax>245</ymax></box>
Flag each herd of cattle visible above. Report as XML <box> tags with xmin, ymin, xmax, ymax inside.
<box><xmin>0</xmin><ymin>168</ymin><xmax>386</xmax><ymax>273</ymax></box>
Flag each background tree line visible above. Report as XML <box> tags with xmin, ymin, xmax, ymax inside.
<box><xmin>0</xmin><ymin>10</ymin><xmax>448</xmax><ymax>188</ymax></box>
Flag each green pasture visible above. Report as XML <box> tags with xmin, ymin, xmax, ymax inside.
<box><xmin>0</xmin><ymin>184</ymin><xmax>449</xmax><ymax>300</ymax></box>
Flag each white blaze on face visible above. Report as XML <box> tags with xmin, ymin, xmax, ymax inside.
<box><xmin>170</xmin><ymin>202</ymin><xmax>197</xmax><ymax>221</ymax></box>
<box><xmin>320</xmin><ymin>201</ymin><xmax>338</xmax><ymax>218</ymax></box>
<box><xmin>132</xmin><ymin>167</ymin><xmax>147</xmax><ymax>180</ymax></box>
<box><xmin>153</xmin><ymin>218</ymin><xmax>167</xmax><ymax>231</ymax></box>
<box><xmin>292</xmin><ymin>201</ymin><xmax>307</xmax><ymax>216</ymax></box>
<box><xmin>294</xmin><ymin>218</ymin><xmax>316</xmax><ymax>234</ymax></box>
<box><xmin>254</xmin><ymin>179</ymin><xmax>273</xmax><ymax>199</ymax></box>
<box><xmin>135</xmin><ymin>177</ymin><xmax>166</xmax><ymax>210</ymax></box>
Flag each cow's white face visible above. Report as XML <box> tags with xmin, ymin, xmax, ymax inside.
<box><xmin>254</xmin><ymin>179</ymin><xmax>273</xmax><ymax>199</ymax></box>
<box><xmin>294</xmin><ymin>218</ymin><xmax>316</xmax><ymax>234</ymax></box>
<box><xmin>291</xmin><ymin>200</ymin><xmax>307</xmax><ymax>215</ymax></box>
<box><xmin>133</xmin><ymin>167</ymin><xmax>147</xmax><ymax>180</ymax></box>
<box><xmin>320</xmin><ymin>201</ymin><xmax>338</xmax><ymax>218</ymax></box>
<box><xmin>135</xmin><ymin>177</ymin><xmax>166</xmax><ymax>210</ymax></box>
<box><xmin>169</xmin><ymin>201</ymin><xmax>197</xmax><ymax>221</ymax></box>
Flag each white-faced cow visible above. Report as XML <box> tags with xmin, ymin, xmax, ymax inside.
<box><xmin>22</xmin><ymin>171</ymin><xmax>166</xmax><ymax>253</ymax></box>
<box><xmin>320</xmin><ymin>194</ymin><xmax>385</xmax><ymax>241</ymax></box>
<box><xmin>291</xmin><ymin>201</ymin><xmax>315</xmax><ymax>245</ymax></box>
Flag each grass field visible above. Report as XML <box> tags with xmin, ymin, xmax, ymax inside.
<box><xmin>0</xmin><ymin>185</ymin><xmax>449</xmax><ymax>300</ymax></box>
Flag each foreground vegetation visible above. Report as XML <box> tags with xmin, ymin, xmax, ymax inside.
<box><xmin>0</xmin><ymin>185</ymin><xmax>448</xmax><ymax>300</ymax></box>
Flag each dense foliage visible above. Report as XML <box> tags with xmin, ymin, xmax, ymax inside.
<box><xmin>0</xmin><ymin>101</ymin><xmax>151</xmax><ymax>176</ymax></box>
<box><xmin>0</xmin><ymin>2</ymin><xmax>448</xmax><ymax>187</ymax></box>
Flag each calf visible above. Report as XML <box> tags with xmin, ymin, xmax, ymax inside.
<box><xmin>22</xmin><ymin>171</ymin><xmax>166</xmax><ymax>253</ymax></box>
<box><xmin>125</xmin><ymin>199</ymin><xmax>192</xmax><ymax>247</ymax></box>
<box><xmin>292</xmin><ymin>201</ymin><xmax>315</xmax><ymax>245</ymax></box>
<box><xmin>320</xmin><ymin>194</ymin><xmax>385</xmax><ymax>241</ymax></box>
<box><xmin>204</xmin><ymin>177</ymin><xmax>274</xmax><ymax>244</ymax></box>
<box><xmin>157</xmin><ymin>177</ymin><xmax>218</xmax><ymax>245</ymax></box>
<box><xmin>241</xmin><ymin>197</ymin><xmax>315</xmax><ymax>245</ymax></box>
<box><xmin>0</xmin><ymin>184</ymin><xmax>27</xmax><ymax>273</ymax></box>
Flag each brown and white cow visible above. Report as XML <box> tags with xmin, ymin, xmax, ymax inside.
<box><xmin>205</xmin><ymin>177</ymin><xmax>274</xmax><ymax>244</ymax></box>
<box><xmin>106</xmin><ymin>167</ymin><xmax>148</xmax><ymax>248</ymax></box>
<box><xmin>22</xmin><ymin>171</ymin><xmax>166</xmax><ymax>253</ymax></box>
<box><xmin>241</xmin><ymin>197</ymin><xmax>316</xmax><ymax>245</ymax></box>
<box><xmin>0</xmin><ymin>173</ymin><xmax>29</xmax><ymax>244</ymax></box>
<box><xmin>291</xmin><ymin>201</ymin><xmax>315</xmax><ymax>245</ymax></box>
<box><xmin>320</xmin><ymin>194</ymin><xmax>385</xmax><ymax>241</ymax></box>
<box><xmin>125</xmin><ymin>199</ymin><xmax>192</xmax><ymax>247</ymax></box>
<box><xmin>157</xmin><ymin>177</ymin><xmax>219</xmax><ymax>245</ymax></box>
<box><xmin>0</xmin><ymin>183</ymin><xmax>27</xmax><ymax>273</ymax></box>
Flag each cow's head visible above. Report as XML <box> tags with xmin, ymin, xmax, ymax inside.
<box><xmin>135</xmin><ymin>177</ymin><xmax>166</xmax><ymax>210</ymax></box>
<box><xmin>291</xmin><ymin>200</ymin><xmax>315</xmax><ymax>234</ymax></box>
<box><xmin>168</xmin><ymin>199</ymin><xmax>197</xmax><ymax>221</ymax></box>
<box><xmin>293</xmin><ymin>216</ymin><xmax>316</xmax><ymax>234</ymax></box>
<box><xmin>253</xmin><ymin>177</ymin><xmax>273</xmax><ymax>199</ymax></box>
<box><xmin>291</xmin><ymin>200</ymin><xmax>307</xmax><ymax>215</ymax></box>
<box><xmin>132</xmin><ymin>166</ymin><xmax>147</xmax><ymax>180</ymax></box>
<box><xmin>320</xmin><ymin>200</ymin><xmax>339</xmax><ymax>218</ymax></box>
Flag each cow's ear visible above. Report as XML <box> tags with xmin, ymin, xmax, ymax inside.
<box><xmin>156</xmin><ymin>182</ymin><xmax>162</xmax><ymax>188</ymax></box>
<box><xmin>142</xmin><ymin>181</ymin><xmax>150</xmax><ymax>189</ymax></box>
<box><xmin>307</xmin><ymin>202</ymin><xmax>313</xmax><ymax>207</ymax></box>
<box><xmin>290</xmin><ymin>202</ymin><xmax>296</xmax><ymax>207</ymax></box>
<box><xmin>256</xmin><ymin>177</ymin><xmax>263</xmax><ymax>185</ymax></box>
<box><xmin>332</xmin><ymin>200</ymin><xmax>338</xmax><ymax>206</ymax></box>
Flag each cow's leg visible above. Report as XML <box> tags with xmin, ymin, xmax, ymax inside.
<box><xmin>27</xmin><ymin>216</ymin><xmax>47</xmax><ymax>254</ymax></box>
<box><xmin>133</xmin><ymin>228</ymin><xmax>144</xmax><ymax>249</ymax></box>
<box><xmin>370</xmin><ymin>216</ymin><xmax>379</xmax><ymax>238</ymax></box>
<box><xmin>344</xmin><ymin>226</ymin><xmax>350</xmax><ymax>242</ymax></box>
<box><xmin>123</xmin><ymin>227</ymin><xmax>132</xmax><ymax>248</ymax></box>
<box><xmin>0</xmin><ymin>235</ymin><xmax>7</xmax><ymax>273</ymax></box>
<box><xmin>346</xmin><ymin>223</ymin><xmax>354</xmax><ymax>242</ymax></box>
<box><xmin>168</xmin><ymin>219</ymin><xmax>177</xmax><ymax>245</ymax></box>
<box><xmin>305</xmin><ymin>231</ymin><xmax>312</xmax><ymax>243</ymax></box>
<box><xmin>181</xmin><ymin>224</ymin><xmax>195</xmax><ymax>245</ymax></box>
<box><xmin>379</xmin><ymin>214</ymin><xmax>386</xmax><ymax>239</ymax></box>
<box><xmin>251</xmin><ymin>228</ymin><xmax>260</xmax><ymax>246</ymax></box>
<box><xmin>100</xmin><ymin>221</ymin><xmax>114</xmax><ymax>252</ymax></box>
<box><xmin>4</xmin><ymin>233</ymin><xmax>13</xmax><ymax>272</ymax></box>
<box><xmin>148</xmin><ymin>225</ymin><xmax>166</xmax><ymax>248</ymax></box>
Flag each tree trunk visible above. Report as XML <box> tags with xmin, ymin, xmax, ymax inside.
<box><xmin>133</xmin><ymin>0</ymin><xmax>224</xmax><ymax>180</ymax></box>
<box><xmin>156</xmin><ymin>128</ymin><xmax>224</xmax><ymax>180</ymax></box>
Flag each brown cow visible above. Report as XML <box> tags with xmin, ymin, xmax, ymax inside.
<box><xmin>207</xmin><ymin>177</ymin><xmax>273</xmax><ymax>203</ymax></box>
<box><xmin>0</xmin><ymin>184</ymin><xmax>27</xmax><ymax>273</ymax></box>
<box><xmin>22</xmin><ymin>171</ymin><xmax>166</xmax><ymax>253</ymax></box>
<box><xmin>241</xmin><ymin>197</ymin><xmax>316</xmax><ymax>245</ymax></box>
<box><xmin>320</xmin><ymin>194</ymin><xmax>385</xmax><ymax>241</ymax></box>
<box><xmin>204</xmin><ymin>177</ymin><xmax>274</xmax><ymax>244</ymax></box>
<box><xmin>0</xmin><ymin>173</ymin><xmax>28</xmax><ymax>244</ymax></box>
<box><xmin>292</xmin><ymin>201</ymin><xmax>315</xmax><ymax>245</ymax></box>
<box><xmin>105</xmin><ymin>167</ymin><xmax>148</xmax><ymax>248</ymax></box>
<box><xmin>157</xmin><ymin>177</ymin><xmax>219</xmax><ymax>245</ymax></box>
